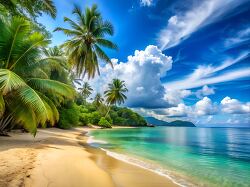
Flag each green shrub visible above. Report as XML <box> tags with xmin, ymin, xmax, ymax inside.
<box><xmin>89</xmin><ymin>111</ymin><xmax>101</xmax><ymax>125</ymax></box>
<box><xmin>98</xmin><ymin>117</ymin><xmax>112</xmax><ymax>128</ymax></box>
<box><xmin>58</xmin><ymin>103</ymin><xmax>80</xmax><ymax>129</ymax></box>
<box><xmin>79</xmin><ymin>113</ymin><xmax>91</xmax><ymax>125</ymax></box>
<box><xmin>79</xmin><ymin>105</ymin><xmax>89</xmax><ymax>113</ymax></box>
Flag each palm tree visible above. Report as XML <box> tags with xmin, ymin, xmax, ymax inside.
<box><xmin>104</xmin><ymin>79</ymin><xmax>128</xmax><ymax>116</ymax></box>
<box><xmin>54</xmin><ymin>4</ymin><xmax>117</xmax><ymax>78</ymax></box>
<box><xmin>0</xmin><ymin>17</ymin><xmax>75</xmax><ymax>136</ymax></box>
<box><xmin>93</xmin><ymin>93</ymin><xmax>104</xmax><ymax>107</ymax></box>
<box><xmin>0</xmin><ymin>0</ymin><xmax>57</xmax><ymax>19</ymax></box>
<box><xmin>42</xmin><ymin>46</ymin><xmax>71</xmax><ymax>84</ymax></box>
<box><xmin>78</xmin><ymin>82</ymin><xmax>93</xmax><ymax>104</ymax></box>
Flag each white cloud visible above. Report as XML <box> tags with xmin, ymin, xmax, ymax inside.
<box><xmin>158</xmin><ymin>0</ymin><xmax>248</xmax><ymax>50</ymax></box>
<box><xmin>164</xmin><ymin>52</ymin><xmax>250</xmax><ymax>90</ymax></box>
<box><xmin>226</xmin><ymin>118</ymin><xmax>240</xmax><ymax>124</ymax></box>
<box><xmin>164</xmin><ymin>103</ymin><xmax>191</xmax><ymax>117</ymax></box>
<box><xmin>87</xmin><ymin>45</ymin><xmax>173</xmax><ymax>108</ymax></box>
<box><xmin>196</xmin><ymin>85</ymin><xmax>215</xmax><ymax>99</ymax></box>
<box><xmin>221</xmin><ymin>97</ymin><xmax>250</xmax><ymax>114</ymax></box>
<box><xmin>195</xmin><ymin>97</ymin><xmax>216</xmax><ymax>116</ymax></box>
<box><xmin>140</xmin><ymin>0</ymin><xmax>153</xmax><ymax>7</ymax></box>
<box><xmin>224</xmin><ymin>26</ymin><xmax>250</xmax><ymax>48</ymax></box>
<box><xmin>164</xmin><ymin>89</ymin><xmax>192</xmax><ymax>105</ymax></box>
<box><xmin>151</xmin><ymin>97</ymin><xmax>216</xmax><ymax>118</ymax></box>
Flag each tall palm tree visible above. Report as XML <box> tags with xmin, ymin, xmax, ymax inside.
<box><xmin>0</xmin><ymin>0</ymin><xmax>57</xmax><ymax>19</ymax></box>
<box><xmin>42</xmin><ymin>46</ymin><xmax>71</xmax><ymax>84</ymax></box>
<box><xmin>0</xmin><ymin>17</ymin><xmax>74</xmax><ymax>136</ymax></box>
<box><xmin>93</xmin><ymin>93</ymin><xmax>104</xmax><ymax>107</ymax></box>
<box><xmin>54</xmin><ymin>4</ymin><xmax>117</xmax><ymax>78</ymax></box>
<box><xmin>104</xmin><ymin>79</ymin><xmax>128</xmax><ymax>116</ymax></box>
<box><xmin>78</xmin><ymin>82</ymin><xmax>93</xmax><ymax>104</ymax></box>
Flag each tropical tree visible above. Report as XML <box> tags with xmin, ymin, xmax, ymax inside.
<box><xmin>104</xmin><ymin>79</ymin><xmax>128</xmax><ymax>116</ymax></box>
<box><xmin>42</xmin><ymin>46</ymin><xmax>71</xmax><ymax>84</ymax></box>
<box><xmin>78</xmin><ymin>82</ymin><xmax>93</xmax><ymax>104</ymax></box>
<box><xmin>54</xmin><ymin>4</ymin><xmax>117</xmax><ymax>78</ymax></box>
<box><xmin>93</xmin><ymin>93</ymin><xmax>104</xmax><ymax>107</ymax></box>
<box><xmin>0</xmin><ymin>17</ymin><xmax>75</xmax><ymax>136</ymax></box>
<box><xmin>0</xmin><ymin>0</ymin><xmax>57</xmax><ymax>19</ymax></box>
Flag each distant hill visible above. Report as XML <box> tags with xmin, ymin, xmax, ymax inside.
<box><xmin>144</xmin><ymin>117</ymin><xmax>195</xmax><ymax>127</ymax></box>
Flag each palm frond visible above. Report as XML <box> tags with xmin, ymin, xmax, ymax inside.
<box><xmin>96</xmin><ymin>38</ymin><xmax>118</xmax><ymax>50</ymax></box>
<box><xmin>0</xmin><ymin>94</ymin><xmax>5</xmax><ymax>117</ymax></box>
<box><xmin>0</xmin><ymin>69</ymin><xmax>26</xmax><ymax>95</ymax></box>
<box><xmin>27</xmin><ymin>78</ymin><xmax>75</xmax><ymax>99</ymax></box>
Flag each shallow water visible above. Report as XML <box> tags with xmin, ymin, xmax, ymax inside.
<box><xmin>89</xmin><ymin>127</ymin><xmax>250</xmax><ymax>187</ymax></box>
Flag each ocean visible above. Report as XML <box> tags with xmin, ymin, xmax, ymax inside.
<box><xmin>89</xmin><ymin>127</ymin><xmax>250</xmax><ymax>187</ymax></box>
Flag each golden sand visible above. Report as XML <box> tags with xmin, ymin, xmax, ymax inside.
<box><xmin>0</xmin><ymin>127</ymin><xmax>178</xmax><ymax>187</ymax></box>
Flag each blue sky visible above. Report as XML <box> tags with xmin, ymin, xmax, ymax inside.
<box><xmin>38</xmin><ymin>0</ymin><xmax>250</xmax><ymax>126</ymax></box>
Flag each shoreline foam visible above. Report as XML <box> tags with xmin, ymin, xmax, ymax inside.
<box><xmin>88</xmin><ymin>130</ymin><xmax>198</xmax><ymax>187</ymax></box>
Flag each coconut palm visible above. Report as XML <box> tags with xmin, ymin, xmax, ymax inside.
<box><xmin>42</xmin><ymin>46</ymin><xmax>71</xmax><ymax>84</ymax></box>
<box><xmin>54</xmin><ymin>4</ymin><xmax>117</xmax><ymax>78</ymax></box>
<box><xmin>93</xmin><ymin>93</ymin><xmax>104</xmax><ymax>107</ymax></box>
<box><xmin>78</xmin><ymin>82</ymin><xmax>93</xmax><ymax>104</ymax></box>
<box><xmin>0</xmin><ymin>0</ymin><xmax>57</xmax><ymax>19</ymax></box>
<box><xmin>0</xmin><ymin>17</ymin><xmax>75</xmax><ymax>136</ymax></box>
<box><xmin>104</xmin><ymin>79</ymin><xmax>128</xmax><ymax>117</ymax></box>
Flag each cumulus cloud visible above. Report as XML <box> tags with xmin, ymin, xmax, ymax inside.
<box><xmin>87</xmin><ymin>45</ymin><xmax>173</xmax><ymax>108</ymax></box>
<box><xmin>195</xmin><ymin>85</ymin><xmax>215</xmax><ymax>99</ymax></box>
<box><xmin>164</xmin><ymin>52</ymin><xmax>250</xmax><ymax>90</ymax></box>
<box><xmin>140</xmin><ymin>0</ymin><xmax>153</xmax><ymax>7</ymax></box>
<box><xmin>158</xmin><ymin>0</ymin><xmax>248</xmax><ymax>50</ymax></box>
<box><xmin>195</xmin><ymin>97</ymin><xmax>216</xmax><ymax>116</ymax></box>
<box><xmin>163</xmin><ymin>103</ymin><xmax>191</xmax><ymax>117</ymax></box>
<box><xmin>221</xmin><ymin>97</ymin><xmax>250</xmax><ymax>114</ymax></box>
<box><xmin>149</xmin><ymin>97</ymin><xmax>217</xmax><ymax>118</ymax></box>
<box><xmin>164</xmin><ymin>89</ymin><xmax>192</xmax><ymax>105</ymax></box>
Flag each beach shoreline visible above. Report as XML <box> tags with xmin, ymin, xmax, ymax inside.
<box><xmin>0</xmin><ymin>127</ymin><xmax>178</xmax><ymax>187</ymax></box>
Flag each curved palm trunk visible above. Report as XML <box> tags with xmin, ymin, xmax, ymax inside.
<box><xmin>104</xmin><ymin>105</ymin><xmax>111</xmax><ymax>118</ymax></box>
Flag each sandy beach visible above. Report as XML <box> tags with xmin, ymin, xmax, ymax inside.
<box><xmin>0</xmin><ymin>127</ymin><xmax>178</xmax><ymax>187</ymax></box>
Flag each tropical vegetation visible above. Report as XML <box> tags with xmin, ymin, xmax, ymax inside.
<box><xmin>54</xmin><ymin>4</ymin><xmax>118</xmax><ymax>78</ymax></box>
<box><xmin>0</xmin><ymin>1</ymin><xmax>147</xmax><ymax>136</ymax></box>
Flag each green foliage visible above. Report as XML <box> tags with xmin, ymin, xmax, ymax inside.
<box><xmin>79</xmin><ymin>113</ymin><xmax>90</xmax><ymax>125</ymax></box>
<box><xmin>98</xmin><ymin>117</ymin><xmax>111</xmax><ymax>128</ymax></box>
<box><xmin>110</xmin><ymin>107</ymin><xmax>147</xmax><ymax>126</ymax></box>
<box><xmin>0</xmin><ymin>0</ymin><xmax>57</xmax><ymax>19</ymax></box>
<box><xmin>78</xmin><ymin>82</ymin><xmax>93</xmax><ymax>103</ymax></box>
<box><xmin>0</xmin><ymin>16</ymin><xmax>75</xmax><ymax>135</ymax></box>
<box><xmin>58</xmin><ymin>103</ymin><xmax>80</xmax><ymax>129</ymax></box>
<box><xmin>54</xmin><ymin>4</ymin><xmax>117</xmax><ymax>78</ymax></box>
<box><xmin>104</xmin><ymin>79</ymin><xmax>128</xmax><ymax>106</ymax></box>
<box><xmin>89</xmin><ymin>111</ymin><xmax>101</xmax><ymax>124</ymax></box>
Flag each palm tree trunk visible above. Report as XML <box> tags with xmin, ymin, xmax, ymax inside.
<box><xmin>104</xmin><ymin>105</ymin><xmax>111</xmax><ymax>118</ymax></box>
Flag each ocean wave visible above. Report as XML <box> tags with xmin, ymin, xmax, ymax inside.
<box><xmin>101</xmin><ymin>148</ymin><xmax>196</xmax><ymax>187</ymax></box>
<box><xmin>87</xmin><ymin>136</ymin><xmax>108</xmax><ymax>144</ymax></box>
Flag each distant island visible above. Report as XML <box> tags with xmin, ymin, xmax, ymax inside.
<box><xmin>145</xmin><ymin>117</ymin><xmax>196</xmax><ymax>127</ymax></box>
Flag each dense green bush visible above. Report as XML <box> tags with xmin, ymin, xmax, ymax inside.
<box><xmin>58</xmin><ymin>103</ymin><xmax>81</xmax><ymax>129</ymax></box>
<box><xmin>89</xmin><ymin>111</ymin><xmax>101</xmax><ymax>125</ymax></box>
<box><xmin>98</xmin><ymin>117</ymin><xmax>112</xmax><ymax>128</ymax></box>
<box><xmin>79</xmin><ymin>113</ymin><xmax>90</xmax><ymax>125</ymax></box>
<box><xmin>57</xmin><ymin>100</ymin><xmax>146</xmax><ymax>128</ymax></box>
<box><xmin>110</xmin><ymin>107</ymin><xmax>147</xmax><ymax>126</ymax></box>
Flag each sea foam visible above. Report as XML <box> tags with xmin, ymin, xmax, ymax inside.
<box><xmin>100</xmin><ymin>148</ymin><xmax>196</xmax><ymax>187</ymax></box>
<box><xmin>87</xmin><ymin>136</ymin><xmax>108</xmax><ymax>144</ymax></box>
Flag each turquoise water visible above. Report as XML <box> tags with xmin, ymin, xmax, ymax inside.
<box><xmin>89</xmin><ymin>127</ymin><xmax>250</xmax><ymax>187</ymax></box>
